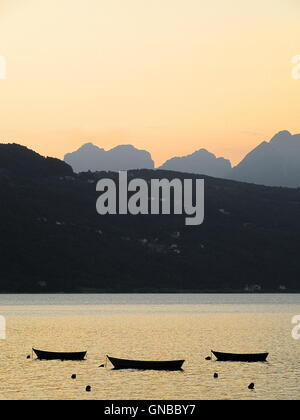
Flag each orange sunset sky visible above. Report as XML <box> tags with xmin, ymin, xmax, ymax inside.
<box><xmin>0</xmin><ymin>0</ymin><xmax>300</xmax><ymax>166</ymax></box>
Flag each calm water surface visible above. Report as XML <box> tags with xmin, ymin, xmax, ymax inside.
<box><xmin>0</xmin><ymin>294</ymin><xmax>299</xmax><ymax>400</ymax></box>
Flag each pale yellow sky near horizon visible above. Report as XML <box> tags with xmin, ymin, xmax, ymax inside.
<box><xmin>0</xmin><ymin>0</ymin><xmax>300</xmax><ymax>166</ymax></box>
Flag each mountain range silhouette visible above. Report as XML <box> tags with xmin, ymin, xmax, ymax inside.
<box><xmin>64</xmin><ymin>131</ymin><xmax>300</xmax><ymax>187</ymax></box>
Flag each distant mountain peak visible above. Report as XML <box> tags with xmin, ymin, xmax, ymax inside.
<box><xmin>232</xmin><ymin>130</ymin><xmax>300</xmax><ymax>187</ymax></box>
<box><xmin>76</xmin><ymin>143</ymin><xmax>104</xmax><ymax>152</ymax></box>
<box><xmin>110</xmin><ymin>144</ymin><xmax>136</xmax><ymax>151</ymax></box>
<box><xmin>64</xmin><ymin>143</ymin><xmax>154</xmax><ymax>173</ymax></box>
<box><xmin>159</xmin><ymin>148</ymin><xmax>231</xmax><ymax>178</ymax></box>
<box><xmin>192</xmin><ymin>149</ymin><xmax>210</xmax><ymax>156</ymax></box>
<box><xmin>269</xmin><ymin>130</ymin><xmax>292</xmax><ymax>143</ymax></box>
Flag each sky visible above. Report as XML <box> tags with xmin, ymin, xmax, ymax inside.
<box><xmin>0</xmin><ymin>0</ymin><xmax>299</xmax><ymax>166</ymax></box>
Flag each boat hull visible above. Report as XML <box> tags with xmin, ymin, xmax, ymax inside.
<box><xmin>211</xmin><ymin>350</ymin><xmax>268</xmax><ymax>362</ymax></box>
<box><xmin>33</xmin><ymin>348</ymin><xmax>87</xmax><ymax>361</ymax></box>
<box><xmin>107</xmin><ymin>356</ymin><xmax>184</xmax><ymax>370</ymax></box>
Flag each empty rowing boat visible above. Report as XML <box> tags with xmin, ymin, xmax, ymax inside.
<box><xmin>106</xmin><ymin>356</ymin><xmax>184</xmax><ymax>370</ymax></box>
<box><xmin>211</xmin><ymin>350</ymin><xmax>268</xmax><ymax>362</ymax></box>
<box><xmin>33</xmin><ymin>348</ymin><xmax>87</xmax><ymax>361</ymax></box>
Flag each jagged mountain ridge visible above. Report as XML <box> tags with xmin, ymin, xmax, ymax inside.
<box><xmin>231</xmin><ymin>131</ymin><xmax>300</xmax><ymax>187</ymax></box>
<box><xmin>64</xmin><ymin>131</ymin><xmax>300</xmax><ymax>187</ymax></box>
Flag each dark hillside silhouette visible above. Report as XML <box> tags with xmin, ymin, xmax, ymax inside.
<box><xmin>0</xmin><ymin>143</ymin><xmax>73</xmax><ymax>177</ymax></box>
<box><xmin>0</xmin><ymin>144</ymin><xmax>300</xmax><ymax>293</ymax></box>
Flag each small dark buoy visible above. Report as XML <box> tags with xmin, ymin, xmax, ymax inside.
<box><xmin>71</xmin><ymin>374</ymin><xmax>77</xmax><ymax>379</ymax></box>
<box><xmin>214</xmin><ymin>373</ymin><xmax>218</xmax><ymax>378</ymax></box>
<box><xmin>86</xmin><ymin>385</ymin><xmax>91</xmax><ymax>392</ymax></box>
<box><xmin>99</xmin><ymin>364</ymin><xmax>105</xmax><ymax>368</ymax></box>
<box><xmin>205</xmin><ymin>356</ymin><xmax>211</xmax><ymax>361</ymax></box>
<box><xmin>27</xmin><ymin>355</ymin><xmax>31</xmax><ymax>359</ymax></box>
<box><xmin>248</xmin><ymin>383</ymin><xmax>255</xmax><ymax>390</ymax></box>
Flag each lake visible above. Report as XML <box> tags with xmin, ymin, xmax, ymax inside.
<box><xmin>0</xmin><ymin>294</ymin><xmax>299</xmax><ymax>400</ymax></box>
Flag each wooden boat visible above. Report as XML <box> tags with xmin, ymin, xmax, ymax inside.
<box><xmin>106</xmin><ymin>355</ymin><xmax>184</xmax><ymax>370</ymax></box>
<box><xmin>211</xmin><ymin>350</ymin><xmax>268</xmax><ymax>362</ymax></box>
<box><xmin>33</xmin><ymin>348</ymin><xmax>87</xmax><ymax>361</ymax></box>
